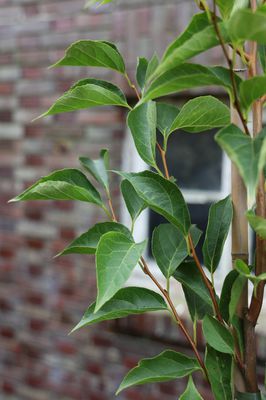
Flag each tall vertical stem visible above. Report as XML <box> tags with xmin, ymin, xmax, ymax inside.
<box><xmin>244</xmin><ymin>1</ymin><xmax>266</xmax><ymax>392</ymax></box>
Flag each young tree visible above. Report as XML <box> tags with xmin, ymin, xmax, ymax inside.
<box><xmin>10</xmin><ymin>0</ymin><xmax>266</xmax><ymax>398</ymax></box>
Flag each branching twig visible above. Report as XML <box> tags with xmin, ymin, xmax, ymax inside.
<box><xmin>212</xmin><ymin>0</ymin><xmax>250</xmax><ymax>136</ymax></box>
<box><xmin>125</xmin><ymin>73</ymin><xmax>141</xmax><ymax>101</ymax></box>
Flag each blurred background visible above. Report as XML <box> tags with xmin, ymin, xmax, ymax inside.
<box><xmin>0</xmin><ymin>0</ymin><xmax>265</xmax><ymax>399</ymax></box>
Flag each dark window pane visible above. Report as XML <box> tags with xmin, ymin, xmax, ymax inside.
<box><xmin>148</xmin><ymin>203</ymin><xmax>211</xmax><ymax>263</ymax></box>
<box><xmin>157</xmin><ymin>129</ymin><xmax>222</xmax><ymax>190</ymax></box>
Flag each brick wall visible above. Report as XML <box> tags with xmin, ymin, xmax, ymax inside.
<box><xmin>0</xmin><ymin>1</ymin><xmax>265</xmax><ymax>399</ymax></box>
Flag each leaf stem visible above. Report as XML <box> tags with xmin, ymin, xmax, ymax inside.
<box><xmin>212</xmin><ymin>0</ymin><xmax>250</xmax><ymax>136</ymax></box>
<box><xmin>140</xmin><ymin>256</ymin><xmax>210</xmax><ymax>383</ymax></box>
<box><xmin>125</xmin><ymin>73</ymin><xmax>141</xmax><ymax>101</ymax></box>
<box><xmin>157</xmin><ymin>142</ymin><xmax>170</xmax><ymax>179</ymax></box>
<box><xmin>188</xmin><ymin>234</ymin><xmax>223</xmax><ymax>323</ymax></box>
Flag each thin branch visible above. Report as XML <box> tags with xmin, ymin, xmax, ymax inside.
<box><xmin>108</xmin><ymin>197</ymin><xmax>117</xmax><ymax>222</ymax></box>
<box><xmin>125</xmin><ymin>73</ymin><xmax>141</xmax><ymax>101</ymax></box>
<box><xmin>246</xmin><ymin>0</ymin><xmax>266</xmax><ymax>327</ymax></box>
<box><xmin>140</xmin><ymin>257</ymin><xmax>210</xmax><ymax>382</ymax></box>
<box><xmin>212</xmin><ymin>0</ymin><xmax>250</xmax><ymax>136</ymax></box>
<box><xmin>157</xmin><ymin>142</ymin><xmax>170</xmax><ymax>179</ymax></box>
<box><xmin>188</xmin><ymin>234</ymin><xmax>223</xmax><ymax>323</ymax></box>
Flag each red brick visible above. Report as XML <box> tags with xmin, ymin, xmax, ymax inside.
<box><xmin>1</xmin><ymin>326</ymin><xmax>14</xmax><ymax>339</ymax></box>
<box><xmin>2</xmin><ymin>380</ymin><xmax>15</xmax><ymax>394</ymax></box>
<box><xmin>0</xmin><ymin>83</ymin><xmax>13</xmax><ymax>95</ymax></box>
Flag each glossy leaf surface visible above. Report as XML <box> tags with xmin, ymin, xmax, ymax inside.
<box><xmin>117</xmin><ymin>350</ymin><xmax>201</xmax><ymax>394</ymax></box>
<box><xmin>205</xmin><ymin>346</ymin><xmax>233</xmax><ymax>400</ymax></box>
<box><xmin>143</xmin><ymin>64</ymin><xmax>239</xmax><ymax>102</ymax></box>
<box><xmin>152</xmin><ymin>224</ymin><xmax>201</xmax><ymax>278</ymax></box>
<box><xmin>246</xmin><ymin>211</ymin><xmax>266</xmax><ymax>239</ymax></box>
<box><xmin>216</xmin><ymin>125</ymin><xmax>266</xmax><ymax>206</ymax></box>
<box><xmin>37</xmin><ymin>79</ymin><xmax>130</xmax><ymax>118</ymax></box>
<box><xmin>203</xmin><ymin>315</ymin><xmax>234</xmax><ymax>354</ymax></box>
<box><xmin>121</xmin><ymin>180</ymin><xmax>146</xmax><ymax>224</ymax></box>
<box><xmin>95</xmin><ymin>232</ymin><xmax>146</xmax><ymax>311</ymax></box>
<box><xmin>71</xmin><ymin>287</ymin><xmax>167</xmax><ymax>332</ymax></box>
<box><xmin>170</xmin><ymin>96</ymin><xmax>230</xmax><ymax>134</ymax></box>
<box><xmin>202</xmin><ymin>196</ymin><xmax>233</xmax><ymax>274</ymax></box>
<box><xmin>180</xmin><ymin>376</ymin><xmax>203</xmax><ymax>400</ymax></box>
<box><xmin>125</xmin><ymin>171</ymin><xmax>191</xmax><ymax>236</ymax></box>
<box><xmin>51</xmin><ymin>40</ymin><xmax>125</xmax><ymax>73</ymax></box>
<box><xmin>57</xmin><ymin>222</ymin><xmax>132</xmax><ymax>256</ymax></box>
<box><xmin>10</xmin><ymin>169</ymin><xmax>102</xmax><ymax>205</ymax></box>
<box><xmin>79</xmin><ymin>149</ymin><xmax>109</xmax><ymax>192</ymax></box>
<box><xmin>240</xmin><ymin>76</ymin><xmax>266</xmax><ymax>111</ymax></box>
<box><xmin>127</xmin><ymin>101</ymin><xmax>157</xmax><ymax>168</ymax></box>
<box><xmin>228</xmin><ymin>7</ymin><xmax>266</xmax><ymax>44</ymax></box>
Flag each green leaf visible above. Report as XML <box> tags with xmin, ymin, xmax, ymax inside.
<box><xmin>125</xmin><ymin>171</ymin><xmax>191</xmax><ymax>236</ymax></box>
<box><xmin>9</xmin><ymin>169</ymin><xmax>102</xmax><ymax>205</ymax></box>
<box><xmin>57</xmin><ymin>222</ymin><xmax>132</xmax><ymax>256</ymax></box>
<box><xmin>235</xmin><ymin>259</ymin><xmax>250</xmax><ymax>276</ymax></box>
<box><xmin>216</xmin><ymin>0</ymin><xmax>234</xmax><ymax>19</ymax></box>
<box><xmin>202</xmin><ymin>196</ymin><xmax>233</xmax><ymax>274</ymax></box>
<box><xmin>71</xmin><ymin>287</ymin><xmax>168</xmax><ymax>332</ymax></box>
<box><xmin>202</xmin><ymin>315</ymin><xmax>234</xmax><ymax>354</ymax></box>
<box><xmin>136</xmin><ymin>57</ymin><xmax>149</xmax><ymax>91</ymax></box>
<box><xmin>145</xmin><ymin>53</ymin><xmax>160</xmax><ymax>82</ymax></box>
<box><xmin>246</xmin><ymin>210</ymin><xmax>266</xmax><ymax>239</ymax></box>
<box><xmin>154</xmin><ymin>15</ymin><xmax>229</xmax><ymax>78</ymax></box>
<box><xmin>259</xmin><ymin>45</ymin><xmax>266</xmax><ymax>73</ymax></box>
<box><xmin>228</xmin><ymin>7</ymin><xmax>266</xmax><ymax>44</ymax></box>
<box><xmin>170</xmin><ymin>96</ymin><xmax>230</xmax><ymax>134</ymax></box>
<box><xmin>236</xmin><ymin>393</ymin><xmax>262</xmax><ymax>400</ymax></box>
<box><xmin>127</xmin><ymin>101</ymin><xmax>157</xmax><ymax>168</ymax></box>
<box><xmin>215</xmin><ymin>125</ymin><xmax>266</xmax><ymax>206</ymax></box>
<box><xmin>240</xmin><ymin>76</ymin><xmax>266</xmax><ymax>111</ymax></box>
<box><xmin>219</xmin><ymin>270</ymin><xmax>239</xmax><ymax>323</ymax></box>
<box><xmin>174</xmin><ymin>260</ymin><xmax>213</xmax><ymax>306</ymax></box>
<box><xmin>36</xmin><ymin>79</ymin><xmax>130</xmax><ymax>119</ymax></box>
<box><xmin>116</xmin><ymin>350</ymin><xmax>201</xmax><ymax>394</ymax></box>
<box><xmin>152</xmin><ymin>224</ymin><xmax>201</xmax><ymax>279</ymax></box>
<box><xmin>205</xmin><ymin>346</ymin><xmax>233</xmax><ymax>400</ymax></box>
<box><xmin>79</xmin><ymin>149</ymin><xmax>109</xmax><ymax>193</ymax></box>
<box><xmin>143</xmin><ymin>64</ymin><xmax>240</xmax><ymax>102</ymax></box>
<box><xmin>95</xmin><ymin>232</ymin><xmax>146</xmax><ymax>311</ymax></box>
<box><xmin>229</xmin><ymin>274</ymin><xmax>247</xmax><ymax>322</ymax></box>
<box><xmin>50</xmin><ymin>40</ymin><xmax>125</xmax><ymax>74</ymax></box>
<box><xmin>121</xmin><ymin>180</ymin><xmax>146</xmax><ymax>224</ymax></box>
<box><xmin>183</xmin><ymin>285</ymin><xmax>213</xmax><ymax>322</ymax></box>
<box><xmin>180</xmin><ymin>376</ymin><xmax>203</xmax><ymax>400</ymax></box>
<box><xmin>156</xmin><ymin>102</ymin><xmax>180</xmax><ymax>141</ymax></box>
<box><xmin>231</xmin><ymin>315</ymin><xmax>244</xmax><ymax>358</ymax></box>
<box><xmin>85</xmin><ymin>0</ymin><xmax>114</xmax><ymax>8</ymax></box>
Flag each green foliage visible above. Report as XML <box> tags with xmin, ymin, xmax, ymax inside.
<box><xmin>124</xmin><ymin>170</ymin><xmax>191</xmax><ymax>236</ymax></box>
<box><xmin>51</xmin><ymin>40</ymin><xmax>125</xmax><ymax>73</ymax></box>
<box><xmin>80</xmin><ymin>149</ymin><xmax>109</xmax><ymax>193</ymax></box>
<box><xmin>10</xmin><ymin>2</ymin><xmax>266</xmax><ymax>398</ymax></box>
<box><xmin>169</xmin><ymin>96</ymin><xmax>230</xmax><ymax>134</ymax></box>
<box><xmin>205</xmin><ymin>346</ymin><xmax>233</xmax><ymax>400</ymax></box>
<box><xmin>152</xmin><ymin>224</ymin><xmax>201</xmax><ymax>279</ymax></box>
<box><xmin>202</xmin><ymin>315</ymin><xmax>234</xmax><ymax>354</ymax></box>
<box><xmin>127</xmin><ymin>101</ymin><xmax>157</xmax><ymax>168</ymax></box>
<box><xmin>228</xmin><ymin>7</ymin><xmax>266</xmax><ymax>44</ymax></box>
<box><xmin>9</xmin><ymin>169</ymin><xmax>102</xmax><ymax>206</ymax></box>
<box><xmin>116</xmin><ymin>350</ymin><xmax>202</xmax><ymax>394</ymax></box>
<box><xmin>95</xmin><ymin>232</ymin><xmax>146</xmax><ymax>311</ymax></box>
<box><xmin>240</xmin><ymin>76</ymin><xmax>266</xmax><ymax>111</ymax></box>
<box><xmin>57</xmin><ymin>222</ymin><xmax>132</xmax><ymax>256</ymax></box>
<box><xmin>236</xmin><ymin>393</ymin><xmax>262</xmax><ymax>399</ymax></box>
<box><xmin>202</xmin><ymin>196</ymin><xmax>233</xmax><ymax>274</ymax></box>
<box><xmin>180</xmin><ymin>376</ymin><xmax>204</xmax><ymax>400</ymax></box>
<box><xmin>71</xmin><ymin>287</ymin><xmax>168</xmax><ymax>332</ymax></box>
<box><xmin>154</xmin><ymin>14</ymin><xmax>229</xmax><ymax>77</ymax></box>
<box><xmin>246</xmin><ymin>210</ymin><xmax>266</xmax><ymax>239</ymax></box>
<box><xmin>121</xmin><ymin>180</ymin><xmax>146</xmax><ymax>225</ymax></box>
<box><xmin>143</xmin><ymin>64</ymin><xmax>239</xmax><ymax>102</ymax></box>
<box><xmin>216</xmin><ymin>125</ymin><xmax>266</xmax><ymax>206</ymax></box>
<box><xmin>36</xmin><ymin>79</ymin><xmax>130</xmax><ymax>119</ymax></box>
<box><xmin>174</xmin><ymin>261</ymin><xmax>213</xmax><ymax>307</ymax></box>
